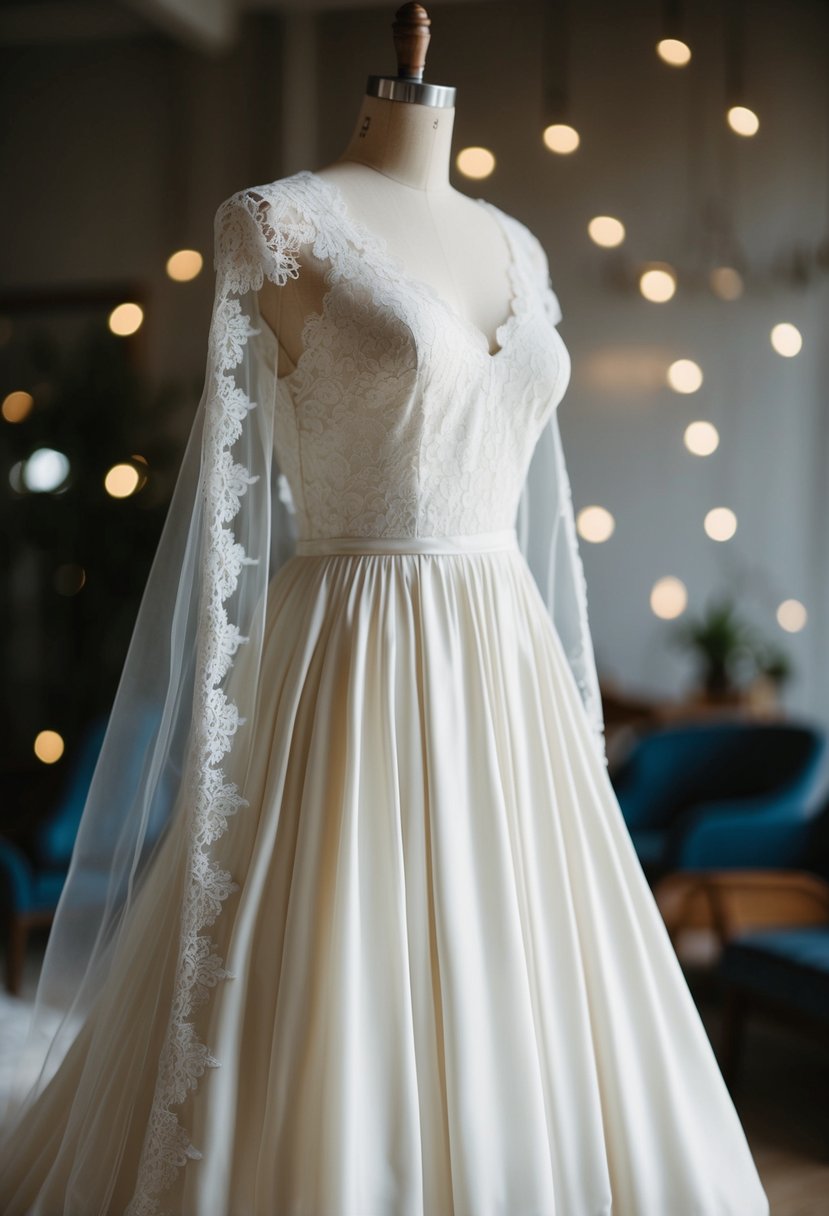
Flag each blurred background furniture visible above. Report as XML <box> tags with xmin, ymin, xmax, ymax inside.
<box><xmin>714</xmin><ymin>802</ymin><xmax>829</xmax><ymax>1100</ymax></box>
<box><xmin>611</xmin><ymin>720</ymin><xmax>828</xmax><ymax>884</ymax></box>
<box><xmin>718</xmin><ymin>883</ymin><xmax>829</xmax><ymax>1081</ymax></box>
<box><xmin>643</xmin><ymin>782</ymin><xmax>829</xmax><ymax>1129</ymax></box>
<box><xmin>0</xmin><ymin>714</ymin><xmax>108</xmax><ymax>993</ymax></box>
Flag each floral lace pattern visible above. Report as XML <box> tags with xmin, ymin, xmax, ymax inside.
<box><xmin>127</xmin><ymin>169</ymin><xmax>605</xmax><ymax>1213</ymax></box>
<box><xmin>274</xmin><ymin>171</ymin><xmax>570</xmax><ymax>541</ymax></box>
<box><xmin>125</xmin><ymin>186</ymin><xmax>313</xmax><ymax>1216</ymax></box>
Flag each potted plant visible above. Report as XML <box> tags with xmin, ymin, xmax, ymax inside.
<box><xmin>671</xmin><ymin>596</ymin><xmax>758</xmax><ymax>703</ymax></box>
<box><xmin>671</xmin><ymin>595</ymin><xmax>797</xmax><ymax>709</ymax></box>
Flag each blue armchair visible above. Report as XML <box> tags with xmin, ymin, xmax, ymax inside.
<box><xmin>0</xmin><ymin>714</ymin><xmax>109</xmax><ymax>993</ymax></box>
<box><xmin>1</xmin><ymin>706</ymin><xmax>185</xmax><ymax>993</ymax></box>
<box><xmin>612</xmin><ymin>720</ymin><xmax>828</xmax><ymax>879</ymax></box>
<box><xmin>716</xmin><ymin>802</ymin><xmax>829</xmax><ymax>1099</ymax></box>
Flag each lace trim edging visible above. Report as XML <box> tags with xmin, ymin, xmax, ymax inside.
<box><xmin>125</xmin><ymin>186</ymin><xmax>306</xmax><ymax>1215</ymax></box>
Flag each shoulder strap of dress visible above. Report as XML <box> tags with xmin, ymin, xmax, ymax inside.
<box><xmin>212</xmin><ymin>170</ymin><xmax>377</xmax><ymax>299</ymax></box>
<box><xmin>212</xmin><ymin>174</ymin><xmax>322</xmax><ymax>294</ymax></box>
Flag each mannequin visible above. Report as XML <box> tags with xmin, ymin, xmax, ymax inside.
<box><xmin>258</xmin><ymin>2</ymin><xmax>514</xmax><ymax>376</ymax></box>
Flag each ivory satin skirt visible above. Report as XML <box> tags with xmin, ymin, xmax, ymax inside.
<box><xmin>0</xmin><ymin>535</ymin><xmax>769</xmax><ymax>1215</ymax></box>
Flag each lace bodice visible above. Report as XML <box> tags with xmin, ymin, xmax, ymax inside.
<box><xmin>231</xmin><ymin>170</ymin><xmax>571</xmax><ymax>542</ymax></box>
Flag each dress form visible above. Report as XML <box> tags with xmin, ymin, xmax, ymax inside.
<box><xmin>258</xmin><ymin>3</ymin><xmax>514</xmax><ymax>375</ymax></box>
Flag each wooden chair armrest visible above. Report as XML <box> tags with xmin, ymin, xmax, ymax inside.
<box><xmin>653</xmin><ymin>869</ymin><xmax>829</xmax><ymax>947</ymax></box>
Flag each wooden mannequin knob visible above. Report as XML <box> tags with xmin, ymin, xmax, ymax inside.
<box><xmin>393</xmin><ymin>3</ymin><xmax>431</xmax><ymax>81</ymax></box>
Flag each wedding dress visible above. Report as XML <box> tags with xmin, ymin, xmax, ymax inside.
<box><xmin>0</xmin><ymin>169</ymin><xmax>769</xmax><ymax>1215</ymax></box>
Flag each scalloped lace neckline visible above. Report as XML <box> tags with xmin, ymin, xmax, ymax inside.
<box><xmin>302</xmin><ymin>169</ymin><xmax>525</xmax><ymax>360</ymax></box>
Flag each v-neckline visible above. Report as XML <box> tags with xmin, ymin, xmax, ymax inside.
<box><xmin>302</xmin><ymin>169</ymin><xmax>524</xmax><ymax>360</ymax></box>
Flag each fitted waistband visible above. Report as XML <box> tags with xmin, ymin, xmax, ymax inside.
<box><xmin>295</xmin><ymin>529</ymin><xmax>519</xmax><ymax>557</ymax></box>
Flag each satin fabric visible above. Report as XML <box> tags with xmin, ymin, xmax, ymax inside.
<box><xmin>294</xmin><ymin>528</ymin><xmax>519</xmax><ymax>556</ymax></box>
<box><xmin>1</xmin><ymin>542</ymin><xmax>769</xmax><ymax>1215</ymax></box>
<box><xmin>192</xmin><ymin>543</ymin><xmax>769</xmax><ymax>1215</ymax></box>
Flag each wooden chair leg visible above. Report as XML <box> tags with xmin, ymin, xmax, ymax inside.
<box><xmin>5</xmin><ymin>914</ymin><xmax>29</xmax><ymax>996</ymax></box>
<box><xmin>718</xmin><ymin>985</ymin><xmax>748</xmax><ymax>1095</ymax></box>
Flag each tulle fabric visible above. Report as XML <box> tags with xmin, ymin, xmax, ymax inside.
<box><xmin>0</xmin><ymin>200</ymin><xmax>296</xmax><ymax>1211</ymax></box>
<box><xmin>0</xmin><ymin>542</ymin><xmax>768</xmax><ymax>1215</ymax></box>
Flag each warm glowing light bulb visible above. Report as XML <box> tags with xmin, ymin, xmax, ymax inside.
<box><xmin>727</xmin><ymin>105</ymin><xmax>759</xmax><ymax>136</ymax></box>
<box><xmin>542</xmin><ymin>123</ymin><xmax>580</xmax><ymax>154</ymax></box>
<box><xmin>704</xmin><ymin>507</ymin><xmax>737</xmax><ymax>542</ymax></box>
<box><xmin>777</xmin><ymin>599</ymin><xmax>807</xmax><ymax>633</ymax></box>
<box><xmin>667</xmin><ymin>358</ymin><xmax>703</xmax><ymax>393</ymax></box>
<box><xmin>651</xmin><ymin>576</ymin><xmax>688</xmax><ymax>620</ymax></box>
<box><xmin>109</xmin><ymin>302</ymin><xmax>144</xmax><ymax>336</ymax></box>
<box><xmin>105</xmin><ymin>462</ymin><xmax>142</xmax><ymax>498</ymax></box>
<box><xmin>34</xmin><ymin>729</ymin><xmax>64</xmax><ymax>764</ymax></box>
<box><xmin>684</xmin><ymin>421</ymin><xmax>720</xmax><ymax>456</ymax></box>
<box><xmin>166</xmin><ymin>249</ymin><xmax>203</xmax><ymax>282</ymax></box>
<box><xmin>456</xmin><ymin>147</ymin><xmax>496</xmax><ymax>179</ymax></box>
<box><xmin>2</xmin><ymin>390</ymin><xmax>34</xmax><ymax>423</ymax></box>
<box><xmin>588</xmin><ymin>216</ymin><xmax>625</xmax><ymax>248</ymax></box>
<box><xmin>639</xmin><ymin>265</ymin><xmax>676</xmax><ymax>302</ymax></box>
<box><xmin>576</xmin><ymin>505</ymin><xmax>616</xmax><ymax>543</ymax></box>
<box><xmin>770</xmin><ymin>323</ymin><xmax>802</xmax><ymax>357</ymax></box>
<box><xmin>656</xmin><ymin>38</ymin><xmax>691</xmax><ymax>66</ymax></box>
<box><xmin>709</xmin><ymin>266</ymin><xmax>743</xmax><ymax>300</ymax></box>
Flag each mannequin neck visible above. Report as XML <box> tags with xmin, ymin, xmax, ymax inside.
<box><xmin>335</xmin><ymin>93</ymin><xmax>455</xmax><ymax>192</ymax></box>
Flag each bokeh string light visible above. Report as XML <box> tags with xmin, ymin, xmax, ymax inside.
<box><xmin>651</xmin><ymin>576</ymin><xmax>689</xmax><ymax>620</ymax></box>
<box><xmin>657</xmin><ymin>0</ymin><xmax>692</xmax><ymax>67</ymax></box>
<box><xmin>577</xmin><ymin>505</ymin><xmax>616</xmax><ymax>543</ymax></box>
<box><xmin>456</xmin><ymin>147</ymin><xmax>496</xmax><ymax>179</ymax></box>
<box><xmin>684</xmin><ymin>421</ymin><xmax>720</xmax><ymax>456</ymax></box>
<box><xmin>108</xmin><ymin>302</ymin><xmax>144</xmax><ymax>337</ymax></box>
<box><xmin>667</xmin><ymin>358</ymin><xmax>703</xmax><ymax>393</ymax></box>
<box><xmin>541</xmin><ymin>0</ymin><xmax>580</xmax><ymax>155</ymax></box>
<box><xmin>588</xmin><ymin>216</ymin><xmax>625</xmax><ymax>247</ymax></box>
<box><xmin>166</xmin><ymin>249</ymin><xmax>203</xmax><ymax>282</ymax></box>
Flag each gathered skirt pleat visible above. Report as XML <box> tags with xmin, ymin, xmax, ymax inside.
<box><xmin>0</xmin><ymin>548</ymin><xmax>768</xmax><ymax>1216</ymax></box>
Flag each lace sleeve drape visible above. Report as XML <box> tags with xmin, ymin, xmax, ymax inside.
<box><xmin>515</xmin><ymin>231</ymin><xmax>607</xmax><ymax>765</ymax></box>
<box><xmin>0</xmin><ymin>186</ymin><xmax>299</xmax><ymax>1216</ymax></box>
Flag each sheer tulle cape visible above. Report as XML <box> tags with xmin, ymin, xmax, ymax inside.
<box><xmin>0</xmin><ymin>180</ymin><xmax>604</xmax><ymax>1213</ymax></box>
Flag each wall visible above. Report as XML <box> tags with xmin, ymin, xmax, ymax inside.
<box><xmin>0</xmin><ymin>12</ymin><xmax>284</xmax><ymax>412</ymax></box>
<box><xmin>1</xmin><ymin>0</ymin><xmax>827</xmax><ymax>728</ymax></box>
<box><xmin>313</xmin><ymin>0</ymin><xmax>829</xmax><ymax>726</ymax></box>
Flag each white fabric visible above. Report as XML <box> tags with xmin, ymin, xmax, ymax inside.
<box><xmin>294</xmin><ymin>528</ymin><xmax>519</xmax><ymax>555</ymax></box>
<box><xmin>0</xmin><ymin>169</ymin><xmax>768</xmax><ymax>1215</ymax></box>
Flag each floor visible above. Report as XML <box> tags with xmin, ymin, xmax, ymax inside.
<box><xmin>687</xmin><ymin>962</ymin><xmax>829</xmax><ymax>1216</ymax></box>
<box><xmin>1</xmin><ymin>940</ymin><xmax>827</xmax><ymax>1215</ymax></box>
